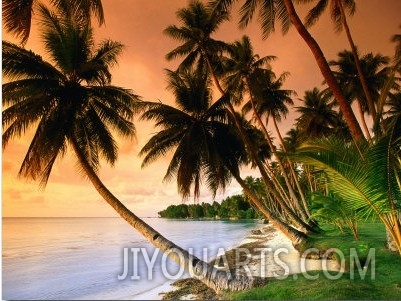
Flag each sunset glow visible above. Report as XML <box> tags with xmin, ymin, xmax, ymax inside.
<box><xmin>2</xmin><ymin>0</ymin><xmax>401</xmax><ymax>217</ymax></box>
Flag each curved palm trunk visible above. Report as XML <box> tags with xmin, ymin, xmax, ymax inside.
<box><xmin>337</xmin><ymin>0</ymin><xmax>377</xmax><ymax>121</ymax></box>
<box><xmin>356</xmin><ymin>99</ymin><xmax>373</xmax><ymax>142</ymax></box>
<box><xmin>70</xmin><ymin>138</ymin><xmax>261</xmax><ymax>292</ymax></box>
<box><xmin>204</xmin><ymin>55</ymin><xmax>312</xmax><ymax>234</ymax></box>
<box><xmin>272</xmin><ymin>117</ymin><xmax>286</xmax><ymax>152</ymax></box>
<box><xmin>272</xmin><ymin>117</ymin><xmax>312</xmax><ymax>218</ymax></box>
<box><xmin>283</xmin><ymin>0</ymin><xmax>365</xmax><ymax>142</ymax></box>
<box><xmin>245</xmin><ymin>80</ymin><xmax>310</xmax><ymax>223</ymax></box>
<box><xmin>229</xmin><ymin>99</ymin><xmax>313</xmax><ymax>233</ymax></box>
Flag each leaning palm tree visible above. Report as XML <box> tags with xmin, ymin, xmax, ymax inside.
<box><xmin>2</xmin><ymin>1</ymin><xmax>258</xmax><ymax>293</ymax></box>
<box><xmin>209</xmin><ymin>0</ymin><xmax>365</xmax><ymax>141</ymax></box>
<box><xmin>2</xmin><ymin>0</ymin><xmax>104</xmax><ymax>45</ymax></box>
<box><xmin>301</xmin><ymin>0</ymin><xmax>378</xmax><ymax>120</ymax></box>
<box><xmin>140</xmin><ymin>66</ymin><xmax>307</xmax><ymax>246</ymax></box>
<box><xmin>222</xmin><ymin>35</ymin><xmax>312</xmax><ymax>226</ymax></box>
<box><xmin>166</xmin><ymin>4</ymin><xmax>314</xmax><ymax>234</ymax></box>
<box><xmin>329</xmin><ymin>50</ymin><xmax>390</xmax><ymax>141</ymax></box>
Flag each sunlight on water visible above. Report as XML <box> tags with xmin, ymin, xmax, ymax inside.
<box><xmin>3</xmin><ymin>217</ymin><xmax>257</xmax><ymax>300</ymax></box>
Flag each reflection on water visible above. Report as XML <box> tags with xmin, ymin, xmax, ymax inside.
<box><xmin>3</xmin><ymin>217</ymin><xmax>257</xmax><ymax>300</ymax></box>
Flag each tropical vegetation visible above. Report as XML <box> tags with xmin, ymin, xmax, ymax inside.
<box><xmin>158</xmin><ymin>194</ymin><xmax>260</xmax><ymax>220</ymax></box>
<box><xmin>2</xmin><ymin>0</ymin><xmax>401</xmax><ymax>297</ymax></box>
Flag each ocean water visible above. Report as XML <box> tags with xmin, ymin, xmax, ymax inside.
<box><xmin>2</xmin><ymin>217</ymin><xmax>257</xmax><ymax>300</ymax></box>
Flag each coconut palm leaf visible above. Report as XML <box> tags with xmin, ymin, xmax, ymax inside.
<box><xmin>140</xmin><ymin>67</ymin><xmax>247</xmax><ymax>200</ymax></box>
<box><xmin>294</xmin><ymin>137</ymin><xmax>400</xmax><ymax>220</ymax></box>
<box><xmin>2</xmin><ymin>0</ymin><xmax>104</xmax><ymax>45</ymax></box>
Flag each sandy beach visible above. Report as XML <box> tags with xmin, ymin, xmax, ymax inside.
<box><xmin>155</xmin><ymin>223</ymin><xmax>342</xmax><ymax>300</ymax></box>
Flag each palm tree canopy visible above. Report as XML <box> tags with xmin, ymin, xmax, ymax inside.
<box><xmin>209</xmin><ymin>0</ymin><xmax>291</xmax><ymax>39</ymax></box>
<box><xmin>295</xmin><ymin>87</ymin><xmax>340</xmax><ymax>138</ymax></box>
<box><xmin>222</xmin><ymin>35</ymin><xmax>276</xmax><ymax>104</ymax></box>
<box><xmin>330</xmin><ymin>49</ymin><xmax>390</xmax><ymax>113</ymax></box>
<box><xmin>299</xmin><ymin>0</ymin><xmax>356</xmax><ymax>32</ymax></box>
<box><xmin>386</xmin><ymin>92</ymin><xmax>401</xmax><ymax>120</ymax></box>
<box><xmin>283</xmin><ymin>128</ymin><xmax>302</xmax><ymax>152</ymax></box>
<box><xmin>164</xmin><ymin>0</ymin><xmax>229</xmax><ymax>72</ymax></box>
<box><xmin>2</xmin><ymin>3</ymin><xmax>138</xmax><ymax>187</ymax></box>
<box><xmin>243</xmin><ymin>71</ymin><xmax>295</xmax><ymax>123</ymax></box>
<box><xmin>140</xmin><ymin>67</ymin><xmax>248</xmax><ymax>200</ymax></box>
<box><xmin>2</xmin><ymin>0</ymin><xmax>105</xmax><ymax>45</ymax></box>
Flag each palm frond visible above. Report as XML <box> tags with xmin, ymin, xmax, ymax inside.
<box><xmin>294</xmin><ymin>137</ymin><xmax>399</xmax><ymax>219</ymax></box>
<box><xmin>2</xmin><ymin>0</ymin><xmax>34</xmax><ymax>45</ymax></box>
<box><xmin>2</xmin><ymin>41</ymin><xmax>64</xmax><ymax>81</ymax></box>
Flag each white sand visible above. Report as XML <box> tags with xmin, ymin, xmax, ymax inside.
<box><xmin>239</xmin><ymin>224</ymin><xmax>342</xmax><ymax>278</ymax></box>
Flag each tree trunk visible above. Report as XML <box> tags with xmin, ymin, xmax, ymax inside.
<box><xmin>70</xmin><ymin>138</ymin><xmax>262</xmax><ymax>292</ymax></box>
<box><xmin>245</xmin><ymin>80</ymin><xmax>310</xmax><ymax>223</ymax></box>
<box><xmin>283</xmin><ymin>0</ymin><xmax>365</xmax><ymax>142</ymax></box>
<box><xmin>356</xmin><ymin>99</ymin><xmax>373</xmax><ymax>142</ymax></box>
<box><xmin>337</xmin><ymin>0</ymin><xmax>377</xmax><ymax>120</ymax></box>
<box><xmin>272</xmin><ymin>117</ymin><xmax>312</xmax><ymax>218</ymax></box>
<box><xmin>233</xmin><ymin>172</ymin><xmax>307</xmax><ymax>246</ymax></box>
<box><xmin>205</xmin><ymin>55</ymin><xmax>312</xmax><ymax>234</ymax></box>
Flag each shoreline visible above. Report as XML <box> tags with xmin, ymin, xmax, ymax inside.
<box><xmin>156</xmin><ymin>223</ymin><xmax>341</xmax><ymax>300</ymax></box>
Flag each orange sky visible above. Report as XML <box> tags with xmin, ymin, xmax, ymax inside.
<box><xmin>2</xmin><ymin>0</ymin><xmax>401</xmax><ymax>217</ymax></box>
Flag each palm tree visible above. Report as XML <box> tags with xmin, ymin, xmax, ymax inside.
<box><xmin>329</xmin><ymin>50</ymin><xmax>390</xmax><ymax>141</ymax></box>
<box><xmin>140</xmin><ymin>66</ymin><xmax>307</xmax><ymax>245</ymax></box>
<box><xmin>301</xmin><ymin>0</ymin><xmax>378</xmax><ymax>120</ymax></box>
<box><xmin>2</xmin><ymin>0</ymin><xmax>104</xmax><ymax>45</ymax></box>
<box><xmin>166</xmin><ymin>2</ymin><xmax>313</xmax><ymax>235</ymax></box>
<box><xmin>283</xmin><ymin>128</ymin><xmax>302</xmax><ymax>152</ymax></box>
<box><xmin>209</xmin><ymin>0</ymin><xmax>365</xmax><ymax>141</ymax></box>
<box><xmin>386</xmin><ymin>92</ymin><xmax>401</xmax><ymax>120</ymax></box>
<box><xmin>140</xmin><ymin>68</ymin><xmax>241</xmax><ymax>200</ymax></box>
<box><xmin>295</xmin><ymin>132</ymin><xmax>401</xmax><ymax>255</ymax></box>
<box><xmin>164</xmin><ymin>0</ymin><xmax>229</xmax><ymax>93</ymax></box>
<box><xmin>296</xmin><ymin>88</ymin><xmax>341</xmax><ymax>139</ymax></box>
<box><xmin>376</xmin><ymin>27</ymin><xmax>401</xmax><ymax>131</ymax></box>
<box><xmin>243</xmin><ymin>71</ymin><xmax>295</xmax><ymax>151</ymax></box>
<box><xmin>2</xmin><ymin>2</ymin><xmax>259</xmax><ymax>293</ymax></box>
<box><xmin>222</xmin><ymin>35</ymin><xmax>312</xmax><ymax>225</ymax></box>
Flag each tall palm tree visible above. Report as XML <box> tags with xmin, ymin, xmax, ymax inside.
<box><xmin>222</xmin><ymin>35</ymin><xmax>312</xmax><ymax>225</ymax></box>
<box><xmin>243</xmin><ymin>72</ymin><xmax>295</xmax><ymax>151</ymax></box>
<box><xmin>166</xmin><ymin>2</ymin><xmax>315</xmax><ymax>236</ymax></box>
<box><xmin>301</xmin><ymin>0</ymin><xmax>378</xmax><ymax>120</ymax></box>
<box><xmin>2</xmin><ymin>2</ymin><xmax>259</xmax><ymax>293</ymax></box>
<box><xmin>329</xmin><ymin>50</ymin><xmax>390</xmax><ymax>141</ymax></box>
<box><xmin>164</xmin><ymin>0</ymin><xmax>229</xmax><ymax>93</ymax></box>
<box><xmin>2</xmin><ymin>0</ymin><xmax>104</xmax><ymax>45</ymax></box>
<box><xmin>296</xmin><ymin>88</ymin><xmax>341</xmax><ymax>139</ymax></box>
<box><xmin>140</xmin><ymin>66</ymin><xmax>307</xmax><ymax>245</ymax></box>
<box><xmin>209</xmin><ymin>0</ymin><xmax>365</xmax><ymax>141</ymax></box>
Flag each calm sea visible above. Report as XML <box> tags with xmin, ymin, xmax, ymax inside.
<box><xmin>2</xmin><ymin>217</ymin><xmax>257</xmax><ymax>300</ymax></box>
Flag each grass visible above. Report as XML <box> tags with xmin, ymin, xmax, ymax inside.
<box><xmin>227</xmin><ymin>222</ymin><xmax>401</xmax><ymax>300</ymax></box>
